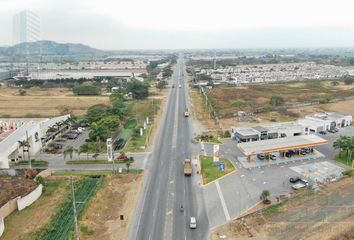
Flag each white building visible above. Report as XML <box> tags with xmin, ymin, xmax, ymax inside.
<box><xmin>13</xmin><ymin>9</ymin><xmax>40</xmax><ymax>45</ymax></box>
<box><xmin>0</xmin><ymin>115</ymin><xmax>70</xmax><ymax>169</ymax></box>
<box><xmin>231</xmin><ymin>112</ymin><xmax>352</xmax><ymax>142</ymax></box>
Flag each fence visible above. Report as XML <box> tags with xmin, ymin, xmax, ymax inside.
<box><xmin>0</xmin><ymin>217</ymin><xmax>4</xmax><ymax>237</ymax></box>
<box><xmin>0</xmin><ymin>197</ymin><xmax>19</xmax><ymax>219</ymax></box>
<box><xmin>17</xmin><ymin>184</ymin><xmax>43</xmax><ymax>211</ymax></box>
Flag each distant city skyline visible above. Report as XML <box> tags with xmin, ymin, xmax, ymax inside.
<box><xmin>1</xmin><ymin>0</ymin><xmax>354</xmax><ymax>49</ymax></box>
<box><xmin>12</xmin><ymin>9</ymin><xmax>41</xmax><ymax>45</ymax></box>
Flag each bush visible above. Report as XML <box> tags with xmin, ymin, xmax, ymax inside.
<box><xmin>73</xmin><ymin>82</ymin><xmax>101</xmax><ymax>96</ymax></box>
<box><xmin>342</xmin><ymin>169</ymin><xmax>353</xmax><ymax>176</ymax></box>
<box><xmin>80</xmin><ymin>224</ymin><xmax>94</xmax><ymax>235</ymax></box>
<box><xmin>223</xmin><ymin>130</ymin><xmax>231</xmax><ymax>138</ymax></box>
<box><xmin>36</xmin><ymin>175</ymin><xmax>45</xmax><ymax>185</ymax></box>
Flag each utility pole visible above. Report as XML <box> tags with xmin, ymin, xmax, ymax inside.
<box><xmin>71</xmin><ymin>174</ymin><xmax>80</xmax><ymax>240</ymax></box>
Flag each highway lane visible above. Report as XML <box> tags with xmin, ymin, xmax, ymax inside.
<box><xmin>130</xmin><ymin>54</ymin><xmax>209</xmax><ymax>240</ymax></box>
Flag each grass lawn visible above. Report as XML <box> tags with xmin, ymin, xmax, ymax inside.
<box><xmin>194</xmin><ymin>136</ymin><xmax>222</xmax><ymax>144</ymax></box>
<box><xmin>123</xmin><ymin>125</ymin><xmax>151</xmax><ymax>152</ymax></box>
<box><xmin>66</xmin><ymin>159</ymin><xmax>134</xmax><ymax>164</ymax></box>
<box><xmin>335</xmin><ymin>152</ymin><xmax>354</xmax><ymax>167</ymax></box>
<box><xmin>200</xmin><ymin>155</ymin><xmax>236</xmax><ymax>184</ymax></box>
<box><xmin>124</xmin><ymin>118</ymin><xmax>137</xmax><ymax>129</ymax></box>
<box><xmin>17</xmin><ymin>160</ymin><xmax>48</xmax><ymax>166</ymax></box>
<box><xmin>52</xmin><ymin>169</ymin><xmax>142</xmax><ymax>176</ymax></box>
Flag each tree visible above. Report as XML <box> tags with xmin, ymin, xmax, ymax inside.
<box><xmin>127</xmin><ymin>80</ymin><xmax>149</xmax><ymax>99</ymax></box>
<box><xmin>18</xmin><ymin>140</ymin><xmax>29</xmax><ymax>161</ymax></box>
<box><xmin>270</xmin><ymin>96</ymin><xmax>285</xmax><ymax>106</ymax></box>
<box><xmin>333</xmin><ymin>136</ymin><xmax>345</xmax><ymax>157</ymax></box>
<box><xmin>63</xmin><ymin>146</ymin><xmax>74</xmax><ymax>161</ymax></box>
<box><xmin>73</xmin><ymin>82</ymin><xmax>101</xmax><ymax>95</ymax></box>
<box><xmin>74</xmin><ymin>148</ymin><xmax>82</xmax><ymax>161</ymax></box>
<box><xmin>98</xmin><ymin>116</ymin><xmax>120</xmax><ymax>131</ymax></box>
<box><xmin>344</xmin><ymin>78</ymin><xmax>354</xmax><ymax>85</ymax></box>
<box><xmin>260</xmin><ymin>190</ymin><xmax>270</xmax><ymax>203</ymax></box>
<box><xmin>156</xmin><ymin>81</ymin><xmax>167</xmax><ymax>89</ymax></box>
<box><xmin>86</xmin><ymin>104</ymin><xmax>109</xmax><ymax>123</ymax></box>
<box><xmin>109</xmin><ymin>99</ymin><xmax>127</xmax><ymax>118</ymax></box>
<box><xmin>89</xmin><ymin>122</ymin><xmax>109</xmax><ymax>142</ymax></box>
<box><xmin>125</xmin><ymin>162</ymin><xmax>131</xmax><ymax>172</ymax></box>
<box><xmin>92</xmin><ymin>152</ymin><xmax>99</xmax><ymax>161</ymax></box>
<box><xmin>80</xmin><ymin>142</ymin><xmax>95</xmax><ymax>160</ymax></box>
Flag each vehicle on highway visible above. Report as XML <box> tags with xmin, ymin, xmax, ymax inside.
<box><xmin>289</xmin><ymin>176</ymin><xmax>301</xmax><ymax>183</ymax></box>
<box><xmin>189</xmin><ymin>217</ymin><xmax>197</xmax><ymax>229</ymax></box>
<box><xmin>179</xmin><ymin>84</ymin><xmax>182</xmax><ymax>88</ymax></box>
<box><xmin>172</xmin><ymin>84</ymin><xmax>175</xmax><ymax>88</ymax></box>
<box><xmin>180</xmin><ymin>205</ymin><xmax>184</xmax><ymax>212</ymax></box>
<box><xmin>184</xmin><ymin>109</ymin><xmax>190</xmax><ymax>117</ymax></box>
<box><xmin>183</xmin><ymin>159</ymin><xmax>192</xmax><ymax>176</ymax></box>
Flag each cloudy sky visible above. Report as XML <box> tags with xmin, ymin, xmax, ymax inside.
<box><xmin>1</xmin><ymin>0</ymin><xmax>354</xmax><ymax>49</ymax></box>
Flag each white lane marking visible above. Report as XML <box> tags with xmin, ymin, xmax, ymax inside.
<box><xmin>215</xmin><ymin>180</ymin><xmax>231</xmax><ymax>221</ymax></box>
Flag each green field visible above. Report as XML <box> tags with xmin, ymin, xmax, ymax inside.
<box><xmin>38</xmin><ymin>177</ymin><xmax>103</xmax><ymax>240</ymax></box>
<box><xmin>200</xmin><ymin>155</ymin><xmax>235</xmax><ymax>184</ymax></box>
<box><xmin>335</xmin><ymin>152</ymin><xmax>354</xmax><ymax>167</ymax></box>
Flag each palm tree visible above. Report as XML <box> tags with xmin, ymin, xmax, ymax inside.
<box><xmin>18</xmin><ymin>140</ymin><xmax>28</xmax><ymax>161</ymax></box>
<box><xmin>74</xmin><ymin>148</ymin><xmax>82</xmax><ymax>161</ymax></box>
<box><xmin>333</xmin><ymin>136</ymin><xmax>346</xmax><ymax>157</ymax></box>
<box><xmin>125</xmin><ymin>162</ymin><xmax>131</xmax><ymax>173</ymax></box>
<box><xmin>80</xmin><ymin>143</ymin><xmax>93</xmax><ymax>161</ymax></box>
<box><xmin>260</xmin><ymin>190</ymin><xmax>270</xmax><ymax>204</ymax></box>
<box><xmin>63</xmin><ymin>146</ymin><xmax>74</xmax><ymax>161</ymax></box>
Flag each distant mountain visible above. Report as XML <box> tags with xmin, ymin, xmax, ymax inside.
<box><xmin>0</xmin><ymin>40</ymin><xmax>107</xmax><ymax>56</ymax></box>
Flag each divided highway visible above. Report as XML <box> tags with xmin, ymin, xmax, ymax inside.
<box><xmin>129</xmin><ymin>54</ymin><xmax>209</xmax><ymax>240</ymax></box>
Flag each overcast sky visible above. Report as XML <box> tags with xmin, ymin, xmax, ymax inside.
<box><xmin>1</xmin><ymin>0</ymin><xmax>354</xmax><ymax>49</ymax></box>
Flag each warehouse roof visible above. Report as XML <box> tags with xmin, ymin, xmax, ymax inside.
<box><xmin>238</xmin><ymin>134</ymin><xmax>328</xmax><ymax>155</ymax></box>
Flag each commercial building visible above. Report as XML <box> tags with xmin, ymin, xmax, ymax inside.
<box><xmin>0</xmin><ymin>115</ymin><xmax>70</xmax><ymax>169</ymax></box>
<box><xmin>231</xmin><ymin>112</ymin><xmax>352</xmax><ymax>142</ymax></box>
<box><xmin>13</xmin><ymin>9</ymin><xmax>40</xmax><ymax>45</ymax></box>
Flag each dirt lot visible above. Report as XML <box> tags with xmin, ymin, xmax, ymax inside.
<box><xmin>0</xmin><ymin>170</ymin><xmax>38</xmax><ymax>207</ymax></box>
<box><xmin>0</xmin><ymin>86</ymin><xmax>109</xmax><ymax>117</ymax></box>
<box><xmin>1</xmin><ymin>177</ymin><xmax>70</xmax><ymax>240</ymax></box>
<box><xmin>79</xmin><ymin>173</ymin><xmax>143</xmax><ymax>240</ymax></box>
<box><xmin>211</xmin><ymin>176</ymin><xmax>354</xmax><ymax>240</ymax></box>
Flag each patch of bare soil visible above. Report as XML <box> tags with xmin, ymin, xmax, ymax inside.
<box><xmin>79</xmin><ymin>173</ymin><xmax>143</xmax><ymax>240</ymax></box>
<box><xmin>211</xmin><ymin>176</ymin><xmax>354</xmax><ymax>240</ymax></box>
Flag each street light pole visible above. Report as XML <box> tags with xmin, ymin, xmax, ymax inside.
<box><xmin>71</xmin><ymin>174</ymin><xmax>80</xmax><ymax>240</ymax></box>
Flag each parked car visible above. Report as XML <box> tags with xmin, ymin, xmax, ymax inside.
<box><xmin>189</xmin><ymin>217</ymin><xmax>197</xmax><ymax>229</ymax></box>
<box><xmin>319</xmin><ymin>131</ymin><xmax>326</xmax><ymax>135</ymax></box>
<box><xmin>328</xmin><ymin>129</ymin><xmax>336</xmax><ymax>133</ymax></box>
<box><xmin>114</xmin><ymin>154</ymin><xmax>129</xmax><ymax>160</ymax></box>
<box><xmin>257</xmin><ymin>154</ymin><xmax>265</xmax><ymax>160</ymax></box>
<box><xmin>269</xmin><ymin>154</ymin><xmax>276</xmax><ymax>160</ymax></box>
<box><xmin>334</xmin><ymin>128</ymin><xmax>339</xmax><ymax>132</ymax></box>
<box><xmin>289</xmin><ymin>176</ymin><xmax>301</xmax><ymax>183</ymax></box>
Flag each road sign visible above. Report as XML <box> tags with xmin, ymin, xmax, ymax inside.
<box><xmin>219</xmin><ymin>162</ymin><xmax>225</xmax><ymax>172</ymax></box>
<box><xmin>213</xmin><ymin>144</ymin><xmax>220</xmax><ymax>162</ymax></box>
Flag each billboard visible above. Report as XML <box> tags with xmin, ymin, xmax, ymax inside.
<box><xmin>106</xmin><ymin>138</ymin><xmax>113</xmax><ymax>162</ymax></box>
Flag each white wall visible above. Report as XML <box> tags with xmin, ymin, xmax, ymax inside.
<box><xmin>0</xmin><ymin>217</ymin><xmax>4</xmax><ymax>238</ymax></box>
<box><xmin>17</xmin><ymin>184</ymin><xmax>43</xmax><ymax>211</ymax></box>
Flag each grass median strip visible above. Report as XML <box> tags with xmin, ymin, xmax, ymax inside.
<box><xmin>17</xmin><ymin>160</ymin><xmax>48</xmax><ymax>166</ymax></box>
<box><xmin>200</xmin><ymin>155</ymin><xmax>235</xmax><ymax>184</ymax></box>
<box><xmin>66</xmin><ymin>159</ymin><xmax>133</xmax><ymax>165</ymax></box>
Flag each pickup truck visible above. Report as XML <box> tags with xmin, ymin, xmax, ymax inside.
<box><xmin>183</xmin><ymin>159</ymin><xmax>192</xmax><ymax>176</ymax></box>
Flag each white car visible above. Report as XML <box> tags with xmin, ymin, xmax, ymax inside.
<box><xmin>189</xmin><ymin>217</ymin><xmax>197</xmax><ymax>229</ymax></box>
<box><xmin>179</xmin><ymin>84</ymin><xmax>182</xmax><ymax>88</ymax></box>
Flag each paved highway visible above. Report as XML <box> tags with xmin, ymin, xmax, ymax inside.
<box><xmin>129</xmin><ymin>54</ymin><xmax>209</xmax><ymax>240</ymax></box>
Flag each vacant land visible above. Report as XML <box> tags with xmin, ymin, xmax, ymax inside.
<box><xmin>0</xmin><ymin>87</ymin><xmax>109</xmax><ymax>117</ymax></box>
<box><xmin>211</xmin><ymin>176</ymin><xmax>354</xmax><ymax>240</ymax></box>
<box><xmin>208</xmin><ymin>81</ymin><xmax>354</xmax><ymax>119</ymax></box>
<box><xmin>79</xmin><ymin>173</ymin><xmax>143</xmax><ymax>240</ymax></box>
<box><xmin>1</xmin><ymin>177</ymin><xmax>70</xmax><ymax>240</ymax></box>
<box><xmin>0</xmin><ymin>175</ymin><xmax>36</xmax><ymax>206</ymax></box>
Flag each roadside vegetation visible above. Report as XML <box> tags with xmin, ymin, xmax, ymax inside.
<box><xmin>199</xmin><ymin>155</ymin><xmax>235</xmax><ymax>184</ymax></box>
<box><xmin>333</xmin><ymin>135</ymin><xmax>354</xmax><ymax>167</ymax></box>
<box><xmin>207</xmin><ymin>80</ymin><xmax>354</xmax><ymax>119</ymax></box>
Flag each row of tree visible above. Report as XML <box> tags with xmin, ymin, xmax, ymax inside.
<box><xmin>333</xmin><ymin>135</ymin><xmax>354</xmax><ymax>165</ymax></box>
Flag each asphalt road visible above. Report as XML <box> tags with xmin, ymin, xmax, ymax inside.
<box><xmin>129</xmin><ymin>55</ymin><xmax>209</xmax><ymax>240</ymax></box>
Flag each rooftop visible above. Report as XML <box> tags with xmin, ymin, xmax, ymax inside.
<box><xmin>238</xmin><ymin>134</ymin><xmax>328</xmax><ymax>155</ymax></box>
<box><xmin>235</xmin><ymin>128</ymin><xmax>260</xmax><ymax>136</ymax></box>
